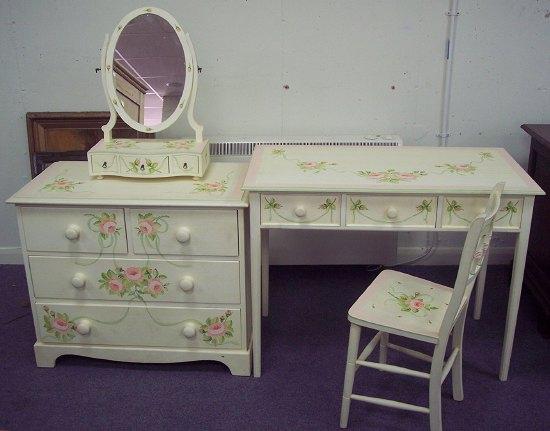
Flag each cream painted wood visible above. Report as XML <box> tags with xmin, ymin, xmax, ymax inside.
<box><xmin>340</xmin><ymin>184</ymin><xmax>503</xmax><ymax>430</ymax></box>
<box><xmin>29</xmin><ymin>256</ymin><xmax>241</xmax><ymax>304</ymax></box>
<box><xmin>21</xmin><ymin>207</ymin><xmax>127</xmax><ymax>254</ymax></box>
<box><xmin>441</xmin><ymin>195</ymin><xmax>523</xmax><ymax>230</ymax></box>
<box><xmin>7</xmin><ymin>161</ymin><xmax>250</xmax><ymax>376</ymax></box>
<box><xmin>33</xmin><ymin>342</ymin><xmax>252</xmax><ymax>376</ymax></box>
<box><xmin>8</xmin><ymin>161</ymin><xmax>247</xmax><ymax>208</ymax></box>
<box><xmin>346</xmin><ymin>195</ymin><xmax>437</xmax><ymax>228</ymax></box>
<box><xmin>245</xmin><ymin>146</ymin><xmax>543</xmax><ymax>379</ymax></box>
<box><xmin>37</xmin><ymin>302</ymin><xmax>241</xmax><ymax>349</ymax></box>
<box><xmin>128</xmin><ymin>208</ymin><xmax>239</xmax><ymax>257</ymax></box>
<box><xmin>88</xmin><ymin>139</ymin><xmax>209</xmax><ymax>178</ymax></box>
<box><xmin>261</xmin><ymin>229</ymin><xmax>270</xmax><ymax>317</ymax></box>
<box><xmin>261</xmin><ymin>193</ymin><xmax>341</xmax><ymax>226</ymax></box>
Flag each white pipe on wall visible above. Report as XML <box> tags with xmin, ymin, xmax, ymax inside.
<box><xmin>438</xmin><ymin>0</ymin><xmax>460</xmax><ymax>147</ymax></box>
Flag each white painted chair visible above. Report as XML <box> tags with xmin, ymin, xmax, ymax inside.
<box><xmin>340</xmin><ymin>182</ymin><xmax>504</xmax><ymax>431</ymax></box>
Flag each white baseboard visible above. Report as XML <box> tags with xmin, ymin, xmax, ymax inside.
<box><xmin>0</xmin><ymin>247</ymin><xmax>23</xmax><ymax>265</ymax></box>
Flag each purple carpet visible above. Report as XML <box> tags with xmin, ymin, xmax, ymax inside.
<box><xmin>1</xmin><ymin>264</ymin><xmax>549</xmax><ymax>430</ymax></box>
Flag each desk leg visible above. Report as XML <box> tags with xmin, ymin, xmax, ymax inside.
<box><xmin>250</xmin><ymin>193</ymin><xmax>262</xmax><ymax>377</ymax></box>
<box><xmin>500</xmin><ymin>196</ymin><xmax>534</xmax><ymax>381</ymax></box>
<box><xmin>261</xmin><ymin>230</ymin><xmax>270</xmax><ymax>317</ymax></box>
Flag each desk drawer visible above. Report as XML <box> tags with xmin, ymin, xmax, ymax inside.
<box><xmin>346</xmin><ymin>195</ymin><xmax>436</xmax><ymax>228</ymax></box>
<box><xmin>37</xmin><ymin>302</ymin><xmax>241</xmax><ymax>349</ymax></box>
<box><xmin>441</xmin><ymin>196</ymin><xmax>523</xmax><ymax>229</ymax></box>
<box><xmin>261</xmin><ymin>194</ymin><xmax>341</xmax><ymax>226</ymax></box>
<box><xmin>128</xmin><ymin>209</ymin><xmax>239</xmax><ymax>256</ymax></box>
<box><xmin>29</xmin><ymin>256</ymin><xmax>241</xmax><ymax>304</ymax></box>
<box><xmin>21</xmin><ymin>207</ymin><xmax>127</xmax><ymax>254</ymax></box>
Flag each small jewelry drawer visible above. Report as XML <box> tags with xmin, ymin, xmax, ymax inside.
<box><xmin>346</xmin><ymin>195</ymin><xmax>437</xmax><ymax>228</ymax></box>
<box><xmin>37</xmin><ymin>302</ymin><xmax>242</xmax><ymax>349</ymax></box>
<box><xmin>128</xmin><ymin>208</ymin><xmax>239</xmax><ymax>256</ymax></box>
<box><xmin>441</xmin><ymin>195</ymin><xmax>523</xmax><ymax>229</ymax></box>
<box><xmin>170</xmin><ymin>155</ymin><xmax>200</xmax><ymax>175</ymax></box>
<box><xmin>29</xmin><ymin>256</ymin><xmax>241</xmax><ymax>304</ymax></box>
<box><xmin>21</xmin><ymin>207</ymin><xmax>128</xmax><ymax>254</ymax></box>
<box><xmin>119</xmin><ymin>155</ymin><xmax>170</xmax><ymax>177</ymax></box>
<box><xmin>261</xmin><ymin>193</ymin><xmax>341</xmax><ymax>226</ymax></box>
<box><xmin>90</xmin><ymin>154</ymin><xmax>118</xmax><ymax>174</ymax></box>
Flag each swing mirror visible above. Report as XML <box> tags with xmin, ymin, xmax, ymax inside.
<box><xmin>104</xmin><ymin>7</ymin><xmax>193</xmax><ymax>133</ymax></box>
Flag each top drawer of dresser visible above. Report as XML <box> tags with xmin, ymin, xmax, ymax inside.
<box><xmin>20</xmin><ymin>207</ymin><xmax>127</xmax><ymax>254</ymax></box>
<box><xmin>128</xmin><ymin>209</ymin><xmax>239</xmax><ymax>256</ymax></box>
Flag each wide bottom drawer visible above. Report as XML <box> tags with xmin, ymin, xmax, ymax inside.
<box><xmin>37</xmin><ymin>302</ymin><xmax>241</xmax><ymax>350</ymax></box>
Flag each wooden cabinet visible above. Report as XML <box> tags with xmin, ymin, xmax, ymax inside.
<box><xmin>522</xmin><ymin>124</ymin><xmax>550</xmax><ymax>337</ymax></box>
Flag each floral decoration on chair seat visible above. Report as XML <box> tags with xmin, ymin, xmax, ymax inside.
<box><xmin>385</xmin><ymin>282</ymin><xmax>439</xmax><ymax>317</ymax></box>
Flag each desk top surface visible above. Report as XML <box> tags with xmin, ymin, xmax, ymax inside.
<box><xmin>243</xmin><ymin>146</ymin><xmax>544</xmax><ymax>195</ymax></box>
<box><xmin>8</xmin><ymin>161</ymin><xmax>249</xmax><ymax>207</ymax></box>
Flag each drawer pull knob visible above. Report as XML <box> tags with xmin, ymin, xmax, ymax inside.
<box><xmin>75</xmin><ymin>319</ymin><xmax>91</xmax><ymax>335</ymax></box>
<box><xmin>386</xmin><ymin>206</ymin><xmax>399</xmax><ymax>220</ymax></box>
<box><xmin>294</xmin><ymin>206</ymin><xmax>307</xmax><ymax>218</ymax></box>
<box><xmin>182</xmin><ymin>323</ymin><xmax>197</xmax><ymax>339</ymax></box>
<box><xmin>64</xmin><ymin>225</ymin><xmax>80</xmax><ymax>240</ymax></box>
<box><xmin>176</xmin><ymin>227</ymin><xmax>191</xmax><ymax>243</ymax></box>
<box><xmin>179</xmin><ymin>276</ymin><xmax>195</xmax><ymax>292</ymax></box>
<box><xmin>71</xmin><ymin>273</ymin><xmax>87</xmax><ymax>289</ymax></box>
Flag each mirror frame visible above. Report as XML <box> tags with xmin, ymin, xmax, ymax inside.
<box><xmin>104</xmin><ymin>7</ymin><xmax>194</xmax><ymax>134</ymax></box>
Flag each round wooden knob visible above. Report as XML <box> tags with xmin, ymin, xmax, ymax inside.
<box><xmin>64</xmin><ymin>224</ymin><xmax>80</xmax><ymax>240</ymax></box>
<box><xmin>182</xmin><ymin>323</ymin><xmax>197</xmax><ymax>339</ymax></box>
<box><xmin>179</xmin><ymin>276</ymin><xmax>195</xmax><ymax>292</ymax></box>
<box><xmin>294</xmin><ymin>206</ymin><xmax>307</xmax><ymax>218</ymax></box>
<box><xmin>75</xmin><ymin>319</ymin><xmax>91</xmax><ymax>335</ymax></box>
<box><xmin>176</xmin><ymin>227</ymin><xmax>191</xmax><ymax>243</ymax></box>
<box><xmin>71</xmin><ymin>273</ymin><xmax>86</xmax><ymax>289</ymax></box>
<box><xmin>386</xmin><ymin>206</ymin><xmax>399</xmax><ymax>220</ymax></box>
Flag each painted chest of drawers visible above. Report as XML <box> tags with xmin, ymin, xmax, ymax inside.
<box><xmin>7</xmin><ymin>161</ymin><xmax>251</xmax><ymax>376</ymax></box>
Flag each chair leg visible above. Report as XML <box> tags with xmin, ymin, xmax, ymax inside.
<box><xmin>429</xmin><ymin>344</ymin><xmax>446</xmax><ymax>431</ymax></box>
<box><xmin>473</xmin><ymin>247</ymin><xmax>490</xmax><ymax>320</ymax></box>
<box><xmin>379</xmin><ymin>332</ymin><xmax>389</xmax><ymax>364</ymax></box>
<box><xmin>340</xmin><ymin>323</ymin><xmax>361</xmax><ymax>429</ymax></box>
<box><xmin>452</xmin><ymin>309</ymin><xmax>467</xmax><ymax>401</ymax></box>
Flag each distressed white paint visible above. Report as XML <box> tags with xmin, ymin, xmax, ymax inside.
<box><xmin>1</xmin><ymin>0</ymin><xmax>549</xmax><ymax>263</ymax></box>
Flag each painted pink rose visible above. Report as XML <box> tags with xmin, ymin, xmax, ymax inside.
<box><xmin>53</xmin><ymin>318</ymin><xmax>70</xmax><ymax>332</ymax></box>
<box><xmin>398</xmin><ymin>172</ymin><xmax>416</xmax><ymax>180</ymax></box>
<box><xmin>303</xmin><ymin>162</ymin><xmax>318</xmax><ymax>168</ymax></box>
<box><xmin>368</xmin><ymin>172</ymin><xmax>384</xmax><ymax>178</ymax></box>
<box><xmin>205</xmin><ymin>182</ymin><xmax>224</xmax><ymax>191</ymax></box>
<box><xmin>108</xmin><ymin>278</ymin><xmax>124</xmax><ymax>292</ymax></box>
<box><xmin>455</xmin><ymin>164</ymin><xmax>473</xmax><ymax>172</ymax></box>
<box><xmin>409</xmin><ymin>299</ymin><xmax>425</xmax><ymax>310</ymax></box>
<box><xmin>56</xmin><ymin>180</ymin><xmax>69</xmax><ymax>186</ymax></box>
<box><xmin>99</xmin><ymin>220</ymin><xmax>118</xmax><ymax>235</ymax></box>
<box><xmin>207</xmin><ymin>322</ymin><xmax>227</xmax><ymax>337</ymax></box>
<box><xmin>138</xmin><ymin>220</ymin><xmax>156</xmax><ymax>236</ymax></box>
<box><xmin>148</xmin><ymin>279</ymin><xmax>164</xmax><ymax>295</ymax></box>
<box><xmin>124</xmin><ymin>267</ymin><xmax>143</xmax><ymax>282</ymax></box>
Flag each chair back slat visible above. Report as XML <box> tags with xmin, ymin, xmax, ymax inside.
<box><xmin>440</xmin><ymin>182</ymin><xmax>505</xmax><ymax>336</ymax></box>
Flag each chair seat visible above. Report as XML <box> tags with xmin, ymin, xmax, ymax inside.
<box><xmin>348</xmin><ymin>270</ymin><xmax>453</xmax><ymax>343</ymax></box>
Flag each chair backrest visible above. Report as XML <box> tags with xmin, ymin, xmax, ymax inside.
<box><xmin>440</xmin><ymin>182</ymin><xmax>505</xmax><ymax>337</ymax></box>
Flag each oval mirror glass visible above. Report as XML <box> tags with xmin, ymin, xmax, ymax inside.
<box><xmin>107</xmin><ymin>10</ymin><xmax>191</xmax><ymax>131</ymax></box>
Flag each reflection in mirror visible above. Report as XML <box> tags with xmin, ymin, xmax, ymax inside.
<box><xmin>113</xmin><ymin>13</ymin><xmax>186</xmax><ymax>127</ymax></box>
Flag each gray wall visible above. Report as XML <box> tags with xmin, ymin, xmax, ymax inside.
<box><xmin>1</xmin><ymin>0</ymin><xmax>549</xmax><ymax>263</ymax></box>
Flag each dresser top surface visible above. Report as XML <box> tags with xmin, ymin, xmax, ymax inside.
<box><xmin>8</xmin><ymin>161</ymin><xmax>249</xmax><ymax>207</ymax></box>
<box><xmin>242</xmin><ymin>146</ymin><xmax>544</xmax><ymax>195</ymax></box>
<box><xmin>89</xmin><ymin>138</ymin><xmax>208</xmax><ymax>155</ymax></box>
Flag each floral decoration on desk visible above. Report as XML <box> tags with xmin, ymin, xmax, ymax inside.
<box><xmin>356</xmin><ymin>169</ymin><xmax>427</xmax><ymax>183</ymax></box>
<box><xmin>193</xmin><ymin>173</ymin><xmax>232</xmax><ymax>194</ymax></box>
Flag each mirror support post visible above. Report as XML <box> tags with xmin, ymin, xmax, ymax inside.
<box><xmin>100</xmin><ymin>33</ymin><xmax>117</xmax><ymax>142</ymax></box>
<box><xmin>185</xmin><ymin>34</ymin><xmax>204</xmax><ymax>143</ymax></box>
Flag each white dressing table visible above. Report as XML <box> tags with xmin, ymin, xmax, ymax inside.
<box><xmin>242</xmin><ymin>145</ymin><xmax>544</xmax><ymax>378</ymax></box>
